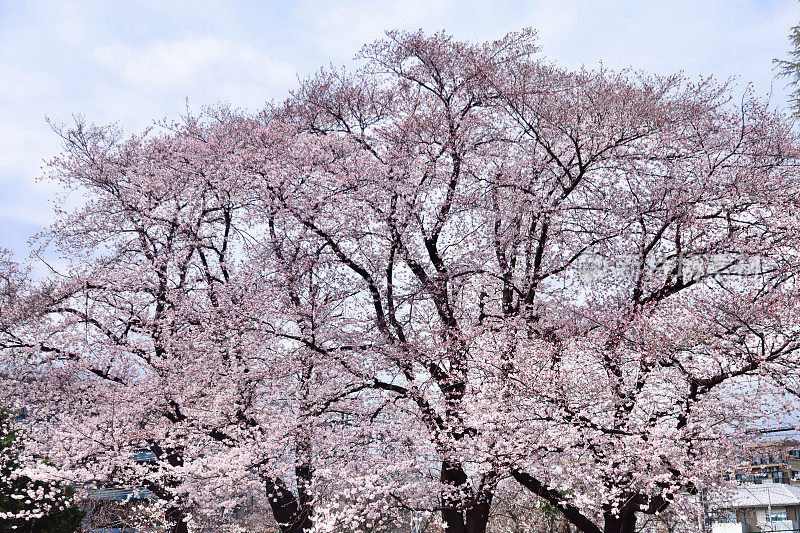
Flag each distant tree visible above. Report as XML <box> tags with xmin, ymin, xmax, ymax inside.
<box><xmin>775</xmin><ymin>18</ymin><xmax>800</xmax><ymax>114</ymax></box>
<box><xmin>0</xmin><ymin>409</ymin><xmax>83</xmax><ymax>533</ymax></box>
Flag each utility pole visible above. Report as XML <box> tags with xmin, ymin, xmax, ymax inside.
<box><xmin>697</xmin><ymin>489</ymin><xmax>709</xmax><ymax>533</ymax></box>
<box><xmin>767</xmin><ymin>486</ymin><xmax>773</xmax><ymax>532</ymax></box>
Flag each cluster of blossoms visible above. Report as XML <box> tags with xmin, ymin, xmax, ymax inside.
<box><xmin>0</xmin><ymin>410</ymin><xmax>82</xmax><ymax>529</ymax></box>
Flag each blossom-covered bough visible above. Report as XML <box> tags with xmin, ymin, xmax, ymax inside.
<box><xmin>1</xmin><ymin>29</ymin><xmax>800</xmax><ymax>533</ymax></box>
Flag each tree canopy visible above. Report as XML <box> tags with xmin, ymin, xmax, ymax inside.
<box><xmin>1</xmin><ymin>30</ymin><xmax>800</xmax><ymax>533</ymax></box>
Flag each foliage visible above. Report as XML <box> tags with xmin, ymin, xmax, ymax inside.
<box><xmin>776</xmin><ymin>19</ymin><xmax>800</xmax><ymax>115</ymax></box>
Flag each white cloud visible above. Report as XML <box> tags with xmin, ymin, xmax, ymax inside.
<box><xmin>91</xmin><ymin>37</ymin><xmax>296</xmax><ymax>91</ymax></box>
<box><xmin>51</xmin><ymin>3</ymin><xmax>89</xmax><ymax>46</ymax></box>
<box><xmin>0</xmin><ymin>0</ymin><xmax>796</xmax><ymax>262</ymax></box>
<box><xmin>294</xmin><ymin>0</ymin><xmax>511</xmax><ymax>61</ymax></box>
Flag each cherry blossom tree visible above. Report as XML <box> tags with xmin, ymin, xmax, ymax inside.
<box><xmin>0</xmin><ymin>114</ymin><xmax>372</xmax><ymax>533</ymax></box>
<box><xmin>482</xmin><ymin>38</ymin><xmax>800</xmax><ymax>533</ymax></box>
<box><xmin>266</xmin><ymin>29</ymin><xmax>800</xmax><ymax>533</ymax></box>
<box><xmin>1</xmin><ymin>29</ymin><xmax>799</xmax><ymax>533</ymax></box>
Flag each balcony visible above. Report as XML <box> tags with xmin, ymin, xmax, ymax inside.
<box><xmin>759</xmin><ymin>520</ymin><xmax>798</xmax><ymax>532</ymax></box>
<box><xmin>712</xmin><ymin>523</ymin><xmax>749</xmax><ymax>533</ymax></box>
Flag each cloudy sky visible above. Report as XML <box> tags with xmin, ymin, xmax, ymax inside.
<box><xmin>1</xmin><ymin>0</ymin><xmax>797</xmax><ymax>260</ymax></box>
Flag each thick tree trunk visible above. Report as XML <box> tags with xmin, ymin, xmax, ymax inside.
<box><xmin>465</xmin><ymin>497</ymin><xmax>492</xmax><ymax>533</ymax></box>
<box><xmin>294</xmin><ymin>427</ymin><xmax>314</xmax><ymax>533</ymax></box>
<box><xmin>165</xmin><ymin>507</ymin><xmax>189</xmax><ymax>533</ymax></box>
<box><xmin>440</xmin><ymin>459</ymin><xmax>467</xmax><ymax>533</ymax></box>
<box><xmin>266</xmin><ymin>477</ymin><xmax>312</xmax><ymax>533</ymax></box>
<box><xmin>602</xmin><ymin>511</ymin><xmax>636</xmax><ymax>533</ymax></box>
<box><xmin>439</xmin><ymin>460</ymin><xmax>493</xmax><ymax>533</ymax></box>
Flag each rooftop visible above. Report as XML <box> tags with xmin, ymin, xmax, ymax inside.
<box><xmin>714</xmin><ymin>484</ymin><xmax>800</xmax><ymax>509</ymax></box>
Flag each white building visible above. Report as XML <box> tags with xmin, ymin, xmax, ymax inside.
<box><xmin>712</xmin><ymin>484</ymin><xmax>800</xmax><ymax>532</ymax></box>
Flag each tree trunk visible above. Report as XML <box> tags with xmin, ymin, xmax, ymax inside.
<box><xmin>165</xmin><ymin>507</ymin><xmax>189</xmax><ymax>533</ymax></box>
<box><xmin>440</xmin><ymin>459</ymin><xmax>467</xmax><ymax>533</ymax></box>
<box><xmin>602</xmin><ymin>511</ymin><xmax>636</xmax><ymax>533</ymax></box>
<box><xmin>294</xmin><ymin>426</ymin><xmax>314</xmax><ymax>533</ymax></box>
<box><xmin>266</xmin><ymin>477</ymin><xmax>312</xmax><ymax>533</ymax></box>
<box><xmin>440</xmin><ymin>459</ymin><xmax>466</xmax><ymax>533</ymax></box>
<box><xmin>439</xmin><ymin>460</ymin><xmax>493</xmax><ymax>533</ymax></box>
<box><xmin>465</xmin><ymin>497</ymin><xmax>492</xmax><ymax>533</ymax></box>
<box><xmin>262</xmin><ymin>419</ymin><xmax>313</xmax><ymax>532</ymax></box>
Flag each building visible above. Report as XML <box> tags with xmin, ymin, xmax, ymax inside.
<box><xmin>711</xmin><ymin>484</ymin><xmax>800</xmax><ymax>532</ymax></box>
<box><xmin>727</xmin><ymin>439</ymin><xmax>800</xmax><ymax>487</ymax></box>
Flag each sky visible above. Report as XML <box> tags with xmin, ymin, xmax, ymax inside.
<box><xmin>0</xmin><ymin>0</ymin><xmax>798</xmax><ymax>261</ymax></box>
